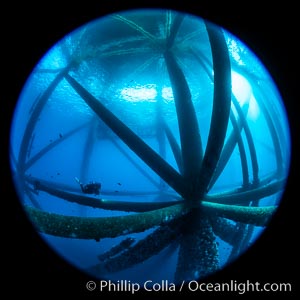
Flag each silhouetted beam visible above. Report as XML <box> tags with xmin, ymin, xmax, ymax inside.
<box><xmin>189</xmin><ymin>48</ymin><xmax>212</xmax><ymax>79</ymax></box>
<box><xmin>166</xmin><ymin>13</ymin><xmax>185</xmax><ymax>49</ymax></box>
<box><xmin>18</xmin><ymin>65</ymin><xmax>73</xmax><ymax>174</ymax></box>
<box><xmin>32</xmin><ymin>179</ymin><xmax>184</xmax><ymax>212</ymax></box>
<box><xmin>205</xmin><ymin>177</ymin><xmax>286</xmax><ymax>205</ymax></box>
<box><xmin>24</xmin><ymin>185</ymin><xmax>41</xmax><ymax>209</ymax></box>
<box><xmin>208</xmin><ymin>104</ymin><xmax>249</xmax><ymax>190</ymax></box>
<box><xmin>259</xmin><ymin>101</ymin><xmax>284</xmax><ymax>177</ymax></box>
<box><xmin>97</xmin><ymin>237</ymin><xmax>136</xmax><ymax>262</ymax></box>
<box><xmin>191</xmin><ymin>32</ymin><xmax>255</xmax><ymax>192</ymax></box>
<box><xmin>224</xmin><ymin>111</ymin><xmax>250</xmax><ymax>187</ymax></box>
<box><xmin>238</xmin><ymin>217</ymin><xmax>255</xmax><ymax>253</ymax></box>
<box><xmin>24</xmin><ymin>203</ymin><xmax>191</xmax><ymax>240</ymax></box>
<box><xmin>164</xmin><ymin>51</ymin><xmax>203</xmax><ymax>189</ymax></box>
<box><xmin>80</xmin><ymin>118</ymin><xmax>97</xmax><ymax>183</ymax></box>
<box><xmin>227</xmin><ymin>223</ymin><xmax>248</xmax><ymax>261</ymax></box>
<box><xmin>35</xmin><ymin>68</ymin><xmax>65</xmax><ymax>73</ymax></box>
<box><xmin>229</xmin><ymin>200</ymin><xmax>258</xmax><ymax>261</ymax></box>
<box><xmin>233</xmin><ymin>67</ymin><xmax>287</xmax><ymax>173</ymax></box>
<box><xmin>190</xmin><ymin>46</ymin><xmax>251</xmax><ymax>191</ymax></box>
<box><xmin>155</xmin><ymin>96</ymin><xmax>167</xmax><ymax>190</ymax></box>
<box><xmin>94</xmin><ymin>220</ymin><xmax>182</xmax><ymax>273</ymax></box>
<box><xmin>27</xmin><ymin>133</ymin><xmax>35</xmax><ymax>159</ymax></box>
<box><xmin>28</xmin><ymin>93</ymin><xmax>41</xmax><ymax>114</ymax></box>
<box><xmin>65</xmin><ymin>73</ymin><xmax>189</xmax><ymax>198</ymax></box>
<box><xmin>196</xmin><ymin>49</ymin><xmax>260</xmax><ymax>187</ymax></box>
<box><xmin>100</xmin><ymin>190</ymin><xmax>177</xmax><ymax>197</ymax></box>
<box><xmin>25</xmin><ymin>122</ymin><xmax>89</xmax><ymax>170</ymax></box>
<box><xmin>79</xmin><ymin>118</ymin><xmax>98</xmax><ymax>216</ymax></box>
<box><xmin>250</xmin><ymin>82</ymin><xmax>284</xmax><ymax>177</ymax></box>
<box><xmin>210</xmin><ymin>217</ymin><xmax>239</xmax><ymax>245</ymax></box>
<box><xmin>109</xmin><ymin>138</ymin><xmax>160</xmax><ymax>189</ymax></box>
<box><xmin>231</xmin><ymin>96</ymin><xmax>259</xmax><ymax>185</ymax></box>
<box><xmin>156</xmin><ymin>98</ymin><xmax>166</xmax><ymax>161</ymax></box>
<box><xmin>196</xmin><ymin>22</ymin><xmax>232</xmax><ymax>198</ymax></box>
<box><xmin>163</xmin><ymin>121</ymin><xmax>183</xmax><ymax>174</ymax></box>
<box><xmin>25</xmin><ymin>175</ymin><xmax>78</xmax><ymax>192</ymax></box>
<box><xmin>25</xmin><ymin>174</ymin><xmax>171</xmax><ymax>197</ymax></box>
<box><xmin>9</xmin><ymin>144</ymin><xmax>17</xmax><ymax>169</ymax></box>
<box><xmin>112</xmin><ymin>14</ymin><xmax>158</xmax><ymax>45</ymax></box>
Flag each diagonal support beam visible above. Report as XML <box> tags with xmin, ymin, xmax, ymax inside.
<box><xmin>231</xmin><ymin>96</ymin><xmax>259</xmax><ymax>185</ymax></box>
<box><xmin>109</xmin><ymin>137</ymin><xmax>160</xmax><ymax>189</ymax></box>
<box><xmin>208</xmin><ymin>104</ymin><xmax>250</xmax><ymax>190</ymax></box>
<box><xmin>25</xmin><ymin>121</ymin><xmax>89</xmax><ymax>170</ymax></box>
<box><xmin>91</xmin><ymin>220</ymin><xmax>182</xmax><ymax>274</ymax></box>
<box><xmin>18</xmin><ymin>65</ymin><xmax>73</xmax><ymax>174</ymax></box>
<box><xmin>65</xmin><ymin>74</ymin><xmax>189</xmax><ymax>198</ymax></box>
<box><xmin>30</xmin><ymin>178</ymin><xmax>184</xmax><ymax>212</ymax></box>
<box><xmin>163</xmin><ymin>121</ymin><xmax>183</xmax><ymax>174</ymax></box>
<box><xmin>249</xmin><ymin>79</ymin><xmax>284</xmax><ymax>178</ymax></box>
<box><xmin>166</xmin><ymin>13</ymin><xmax>185</xmax><ymax>49</ymax></box>
<box><xmin>206</xmin><ymin>176</ymin><xmax>286</xmax><ymax>205</ymax></box>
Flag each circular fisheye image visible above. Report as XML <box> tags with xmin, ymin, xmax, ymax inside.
<box><xmin>10</xmin><ymin>9</ymin><xmax>291</xmax><ymax>285</ymax></box>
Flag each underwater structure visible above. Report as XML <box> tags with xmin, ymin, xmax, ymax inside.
<box><xmin>10</xmin><ymin>9</ymin><xmax>291</xmax><ymax>284</ymax></box>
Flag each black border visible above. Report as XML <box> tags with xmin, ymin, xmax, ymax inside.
<box><xmin>2</xmin><ymin>1</ymin><xmax>298</xmax><ymax>298</ymax></box>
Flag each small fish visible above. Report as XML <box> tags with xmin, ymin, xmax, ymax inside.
<box><xmin>117</xmin><ymin>182</ymin><xmax>122</xmax><ymax>186</ymax></box>
<box><xmin>59</xmin><ymin>133</ymin><xmax>63</xmax><ymax>138</ymax></box>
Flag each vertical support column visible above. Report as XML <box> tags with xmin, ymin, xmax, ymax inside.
<box><xmin>164</xmin><ymin>51</ymin><xmax>203</xmax><ymax>198</ymax></box>
<box><xmin>196</xmin><ymin>22</ymin><xmax>232</xmax><ymax>199</ymax></box>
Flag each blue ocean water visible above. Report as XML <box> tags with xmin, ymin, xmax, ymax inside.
<box><xmin>9</xmin><ymin>9</ymin><xmax>291</xmax><ymax>285</ymax></box>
